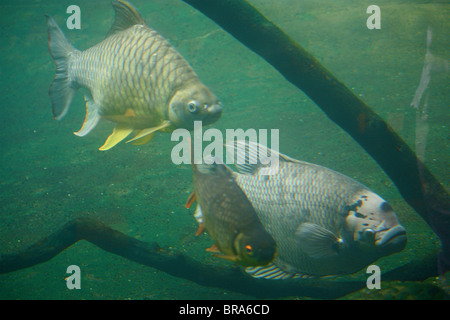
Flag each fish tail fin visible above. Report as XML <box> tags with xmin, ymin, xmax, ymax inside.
<box><xmin>46</xmin><ymin>15</ymin><xmax>80</xmax><ymax>120</ymax></box>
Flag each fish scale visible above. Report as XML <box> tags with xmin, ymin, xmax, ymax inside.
<box><xmin>238</xmin><ymin>163</ymin><xmax>350</xmax><ymax>230</ymax></box>
<box><xmin>235</xmin><ymin>165</ymin><xmax>352</xmax><ymax>275</ymax></box>
<box><xmin>72</xmin><ymin>26</ymin><xmax>187</xmax><ymax>120</ymax></box>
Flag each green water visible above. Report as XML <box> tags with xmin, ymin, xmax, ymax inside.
<box><xmin>0</xmin><ymin>0</ymin><xmax>448</xmax><ymax>300</ymax></box>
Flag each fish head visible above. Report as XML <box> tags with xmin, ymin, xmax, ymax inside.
<box><xmin>233</xmin><ymin>229</ymin><xmax>277</xmax><ymax>267</ymax></box>
<box><xmin>193</xmin><ymin>155</ymin><xmax>230</xmax><ymax>177</ymax></box>
<box><xmin>343</xmin><ymin>191</ymin><xmax>407</xmax><ymax>255</ymax></box>
<box><xmin>168</xmin><ymin>82</ymin><xmax>222</xmax><ymax>130</ymax></box>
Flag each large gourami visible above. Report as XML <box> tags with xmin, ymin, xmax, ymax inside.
<box><xmin>207</xmin><ymin>141</ymin><xmax>407</xmax><ymax>279</ymax></box>
<box><xmin>46</xmin><ymin>0</ymin><xmax>222</xmax><ymax>150</ymax></box>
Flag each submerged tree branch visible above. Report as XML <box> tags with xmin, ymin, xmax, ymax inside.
<box><xmin>181</xmin><ymin>0</ymin><xmax>450</xmax><ymax>272</ymax></box>
<box><xmin>0</xmin><ymin>218</ymin><xmax>440</xmax><ymax>298</ymax></box>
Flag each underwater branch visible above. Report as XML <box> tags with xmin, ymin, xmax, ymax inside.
<box><xmin>0</xmin><ymin>217</ymin><xmax>441</xmax><ymax>298</ymax></box>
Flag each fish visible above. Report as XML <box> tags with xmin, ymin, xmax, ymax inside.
<box><xmin>187</xmin><ymin>152</ymin><xmax>276</xmax><ymax>267</ymax></box>
<box><xmin>195</xmin><ymin>140</ymin><xmax>406</xmax><ymax>279</ymax></box>
<box><xmin>46</xmin><ymin>0</ymin><xmax>222</xmax><ymax>150</ymax></box>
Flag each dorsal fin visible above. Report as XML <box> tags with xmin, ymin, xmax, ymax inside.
<box><xmin>224</xmin><ymin>140</ymin><xmax>293</xmax><ymax>175</ymax></box>
<box><xmin>107</xmin><ymin>0</ymin><xmax>148</xmax><ymax>37</ymax></box>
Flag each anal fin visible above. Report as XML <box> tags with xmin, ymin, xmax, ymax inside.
<box><xmin>245</xmin><ymin>263</ymin><xmax>303</xmax><ymax>280</ymax></box>
<box><xmin>74</xmin><ymin>95</ymin><xmax>100</xmax><ymax>137</ymax></box>
<box><xmin>99</xmin><ymin>124</ymin><xmax>133</xmax><ymax>151</ymax></box>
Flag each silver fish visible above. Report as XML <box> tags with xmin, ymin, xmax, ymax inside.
<box><xmin>218</xmin><ymin>141</ymin><xmax>407</xmax><ymax>279</ymax></box>
<box><xmin>46</xmin><ymin>0</ymin><xmax>222</xmax><ymax>150</ymax></box>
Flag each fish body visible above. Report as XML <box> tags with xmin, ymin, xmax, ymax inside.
<box><xmin>46</xmin><ymin>0</ymin><xmax>221</xmax><ymax>150</ymax></box>
<box><xmin>190</xmin><ymin>155</ymin><xmax>276</xmax><ymax>267</ymax></box>
<box><xmin>220</xmin><ymin>141</ymin><xmax>407</xmax><ymax>279</ymax></box>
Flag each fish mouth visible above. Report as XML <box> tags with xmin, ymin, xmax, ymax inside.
<box><xmin>375</xmin><ymin>225</ymin><xmax>407</xmax><ymax>252</ymax></box>
<box><xmin>204</xmin><ymin>104</ymin><xmax>222</xmax><ymax>124</ymax></box>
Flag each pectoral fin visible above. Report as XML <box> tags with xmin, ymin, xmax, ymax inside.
<box><xmin>295</xmin><ymin>223</ymin><xmax>342</xmax><ymax>259</ymax></box>
<box><xmin>126</xmin><ymin>121</ymin><xmax>171</xmax><ymax>144</ymax></box>
<box><xmin>99</xmin><ymin>125</ymin><xmax>133</xmax><ymax>151</ymax></box>
<box><xmin>74</xmin><ymin>95</ymin><xmax>100</xmax><ymax>137</ymax></box>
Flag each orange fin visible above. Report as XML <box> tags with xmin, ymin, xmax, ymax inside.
<box><xmin>206</xmin><ymin>244</ymin><xmax>220</xmax><ymax>253</ymax></box>
<box><xmin>195</xmin><ymin>223</ymin><xmax>205</xmax><ymax>236</ymax></box>
<box><xmin>185</xmin><ymin>191</ymin><xmax>196</xmax><ymax>208</ymax></box>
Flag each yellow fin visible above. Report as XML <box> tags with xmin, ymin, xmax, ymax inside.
<box><xmin>99</xmin><ymin>125</ymin><xmax>133</xmax><ymax>151</ymax></box>
<box><xmin>126</xmin><ymin>121</ymin><xmax>171</xmax><ymax>144</ymax></box>
<box><xmin>214</xmin><ymin>254</ymin><xmax>239</xmax><ymax>262</ymax></box>
<box><xmin>131</xmin><ymin>132</ymin><xmax>155</xmax><ymax>146</ymax></box>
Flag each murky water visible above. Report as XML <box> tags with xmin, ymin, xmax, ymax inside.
<box><xmin>0</xmin><ymin>0</ymin><xmax>448</xmax><ymax>299</ymax></box>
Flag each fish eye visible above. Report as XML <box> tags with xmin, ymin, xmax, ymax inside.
<box><xmin>245</xmin><ymin>244</ymin><xmax>253</xmax><ymax>255</ymax></box>
<box><xmin>380</xmin><ymin>202</ymin><xmax>393</xmax><ymax>212</ymax></box>
<box><xmin>363</xmin><ymin>229</ymin><xmax>375</xmax><ymax>241</ymax></box>
<box><xmin>188</xmin><ymin>101</ymin><xmax>198</xmax><ymax>113</ymax></box>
